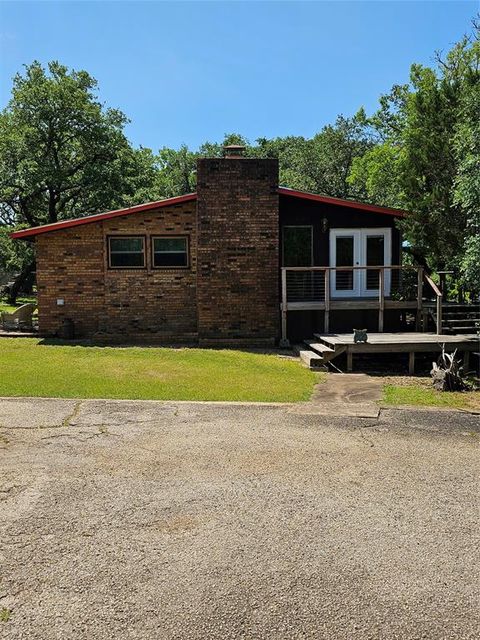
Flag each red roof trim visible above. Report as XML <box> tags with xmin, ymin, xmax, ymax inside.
<box><xmin>11</xmin><ymin>186</ymin><xmax>405</xmax><ymax>240</ymax></box>
<box><xmin>10</xmin><ymin>193</ymin><xmax>198</xmax><ymax>239</ymax></box>
<box><xmin>277</xmin><ymin>187</ymin><xmax>406</xmax><ymax>217</ymax></box>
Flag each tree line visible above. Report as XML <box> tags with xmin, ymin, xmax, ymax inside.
<box><xmin>0</xmin><ymin>22</ymin><xmax>478</xmax><ymax>302</ymax></box>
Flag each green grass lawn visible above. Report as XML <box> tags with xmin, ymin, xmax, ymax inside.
<box><xmin>0</xmin><ymin>339</ymin><xmax>320</xmax><ymax>402</ymax></box>
<box><xmin>383</xmin><ymin>384</ymin><xmax>480</xmax><ymax>411</ymax></box>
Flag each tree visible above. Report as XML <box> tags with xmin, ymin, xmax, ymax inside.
<box><xmin>154</xmin><ymin>145</ymin><xmax>198</xmax><ymax>198</ymax></box>
<box><xmin>0</xmin><ymin>60</ymin><xmax>150</xmax><ymax>302</ymax></box>
<box><xmin>348</xmin><ymin>25</ymin><xmax>480</xmax><ymax>286</ymax></box>
<box><xmin>452</xmin><ymin>40</ymin><xmax>480</xmax><ymax>294</ymax></box>
<box><xmin>255</xmin><ymin>115</ymin><xmax>372</xmax><ymax>198</ymax></box>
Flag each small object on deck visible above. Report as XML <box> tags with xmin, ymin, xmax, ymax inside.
<box><xmin>353</xmin><ymin>329</ymin><xmax>368</xmax><ymax>343</ymax></box>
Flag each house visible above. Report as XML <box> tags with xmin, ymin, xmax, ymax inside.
<box><xmin>12</xmin><ymin>146</ymin><xmax>431</xmax><ymax>346</ymax></box>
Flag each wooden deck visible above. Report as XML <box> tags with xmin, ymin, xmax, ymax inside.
<box><xmin>309</xmin><ymin>332</ymin><xmax>479</xmax><ymax>374</ymax></box>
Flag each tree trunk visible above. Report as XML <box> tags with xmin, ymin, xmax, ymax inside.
<box><xmin>7</xmin><ymin>260</ymin><xmax>36</xmax><ymax>305</ymax></box>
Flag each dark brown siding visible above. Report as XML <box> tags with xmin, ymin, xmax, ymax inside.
<box><xmin>279</xmin><ymin>195</ymin><xmax>402</xmax><ymax>267</ymax></box>
<box><xmin>279</xmin><ymin>194</ymin><xmax>404</xmax><ymax>339</ymax></box>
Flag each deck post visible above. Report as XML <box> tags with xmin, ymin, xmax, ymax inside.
<box><xmin>281</xmin><ymin>268</ymin><xmax>288</xmax><ymax>344</ymax></box>
<box><xmin>378</xmin><ymin>268</ymin><xmax>384</xmax><ymax>332</ymax></box>
<box><xmin>436</xmin><ymin>294</ymin><xmax>443</xmax><ymax>335</ymax></box>
<box><xmin>347</xmin><ymin>349</ymin><xmax>353</xmax><ymax>372</ymax></box>
<box><xmin>324</xmin><ymin>269</ymin><xmax>330</xmax><ymax>334</ymax></box>
<box><xmin>416</xmin><ymin>267</ymin><xmax>424</xmax><ymax>331</ymax></box>
<box><xmin>408</xmin><ymin>352</ymin><xmax>415</xmax><ymax>375</ymax></box>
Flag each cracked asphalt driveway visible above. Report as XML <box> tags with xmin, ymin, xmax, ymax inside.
<box><xmin>0</xmin><ymin>397</ymin><xmax>479</xmax><ymax>639</ymax></box>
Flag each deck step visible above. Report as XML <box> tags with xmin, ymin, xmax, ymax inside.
<box><xmin>444</xmin><ymin>318</ymin><xmax>480</xmax><ymax>324</ymax></box>
<box><xmin>313</xmin><ymin>333</ymin><xmax>338</xmax><ymax>348</ymax></box>
<box><xmin>298</xmin><ymin>349</ymin><xmax>326</xmax><ymax>370</ymax></box>
<box><xmin>441</xmin><ymin>303</ymin><xmax>480</xmax><ymax>308</ymax></box>
<box><xmin>304</xmin><ymin>340</ymin><xmax>335</xmax><ymax>355</ymax></box>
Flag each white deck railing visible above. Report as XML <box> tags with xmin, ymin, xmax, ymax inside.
<box><xmin>280</xmin><ymin>265</ymin><xmax>443</xmax><ymax>339</ymax></box>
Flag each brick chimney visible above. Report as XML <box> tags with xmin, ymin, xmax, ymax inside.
<box><xmin>196</xmin><ymin>152</ymin><xmax>280</xmax><ymax>344</ymax></box>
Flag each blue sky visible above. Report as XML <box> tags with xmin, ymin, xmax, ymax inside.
<box><xmin>0</xmin><ymin>1</ymin><xmax>477</xmax><ymax>150</ymax></box>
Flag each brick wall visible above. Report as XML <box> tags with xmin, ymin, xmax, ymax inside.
<box><xmin>196</xmin><ymin>158</ymin><xmax>280</xmax><ymax>344</ymax></box>
<box><xmin>36</xmin><ymin>224</ymin><xmax>105</xmax><ymax>337</ymax></box>
<box><xmin>36</xmin><ymin>201</ymin><xmax>198</xmax><ymax>341</ymax></box>
<box><xmin>35</xmin><ymin>158</ymin><xmax>281</xmax><ymax>344</ymax></box>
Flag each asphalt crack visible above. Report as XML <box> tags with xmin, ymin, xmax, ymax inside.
<box><xmin>62</xmin><ymin>400</ymin><xmax>83</xmax><ymax>427</ymax></box>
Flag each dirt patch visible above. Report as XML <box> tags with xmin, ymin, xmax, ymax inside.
<box><xmin>382</xmin><ymin>375</ymin><xmax>432</xmax><ymax>388</ymax></box>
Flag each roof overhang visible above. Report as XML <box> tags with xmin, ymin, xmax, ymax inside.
<box><xmin>10</xmin><ymin>193</ymin><xmax>198</xmax><ymax>240</ymax></box>
<box><xmin>10</xmin><ymin>187</ymin><xmax>406</xmax><ymax>240</ymax></box>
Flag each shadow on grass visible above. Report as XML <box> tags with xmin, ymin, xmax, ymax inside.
<box><xmin>36</xmin><ymin>337</ymin><xmax>297</xmax><ymax>358</ymax></box>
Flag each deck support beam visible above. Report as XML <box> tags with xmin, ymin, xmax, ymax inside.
<box><xmin>416</xmin><ymin>267</ymin><xmax>424</xmax><ymax>331</ymax></box>
<box><xmin>324</xmin><ymin>269</ymin><xmax>330</xmax><ymax>334</ymax></box>
<box><xmin>347</xmin><ymin>350</ymin><xmax>353</xmax><ymax>372</ymax></box>
<box><xmin>436</xmin><ymin>295</ymin><xmax>443</xmax><ymax>335</ymax></box>
<box><xmin>281</xmin><ymin>268</ymin><xmax>288</xmax><ymax>344</ymax></box>
<box><xmin>408</xmin><ymin>352</ymin><xmax>415</xmax><ymax>375</ymax></box>
<box><xmin>378</xmin><ymin>269</ymin><xmax>384</xmax><ymax>332</ymax></box>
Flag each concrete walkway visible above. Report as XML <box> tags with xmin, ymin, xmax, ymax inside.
<box><xmin>293</xmin><ymin>373</ymin><xmax>383</xmax><ymax>418</ymax></box>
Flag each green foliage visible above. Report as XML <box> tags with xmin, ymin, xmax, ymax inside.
<box><xmin>0</xmin><ymin>226</ymin><xmax>32</xmax><ymax>273</ymax></box>
<box><xmin>349</xmin><ymin>144</ymin><xmax>403</xmax><ymax>208</ymax></box>
<box><xmin>348</xmin><ymin>24</ymin><xmax>480</xmax><ymax>290</ymax></box>
<box><xmin>453</xmin><ymin>57</ymin><xmax>480</xmax><ymax>291</ymax></box>
<box><xmin>0</xmin><ymin>608</ymin><xmax>11</xmax><ymax>623</ymax></box>
<box><xmin>155</xmin><ymin>145</ymin><xmax>197</xmax><ymax>197</ymax></box>
<box><xmin>139</xmin><ymin>117</ymin><xmax>373</xmax><ymax>201</ymax></box>
<box><xmin>0</xmin><ymin>61</ymin><xmax>148</xmax><ymax>227</ymax></box>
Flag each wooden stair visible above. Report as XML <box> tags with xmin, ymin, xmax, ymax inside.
<box><xmin>298</xmin><ymin>337</ymin><xmax>345</xmax><ymax>370</ymax></box>
<box><xmin>440</xmin><ymin>304</ymin><xmax>480</xmax><ymax>335</ymax></box>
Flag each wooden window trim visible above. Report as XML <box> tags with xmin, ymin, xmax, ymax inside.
<box><xmin>107</xmin><ymin>235</ymin><xmax>146</xmax><ymax>270</ymax></box>
<box><xmin>151</xmin><ymin>235</ymin><xmax>190</xmax><ymax>270</ymax></box>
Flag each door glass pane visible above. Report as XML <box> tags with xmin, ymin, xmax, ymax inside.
<box><xmin>336</xmin><ymin>236</ymin><xmax>354</xmax><ymax>290</ymax></box>
<box><xmin>366</xmin><ymin>235</ymin><xmax>384</xmax><ymax>290</ymax></box>
<box><xmin>283</xmin><ymin>227</ymin><xmax>312</xmax><ymax>267</ymax></box>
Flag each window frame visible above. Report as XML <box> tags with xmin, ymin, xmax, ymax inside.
<box><xmin>282</xmin><ymin>225</ymin><xmax>314</xmax><ymax>267</ymax></box>
<box><xmin>151</xmin><ymin>235</ymin><xmax>190</xmax><ymax>270</ymax></box>
<box><xmin>107</xmin><ymin>235</ymin><xmax>146</xmax><ymax>270</ymax></box>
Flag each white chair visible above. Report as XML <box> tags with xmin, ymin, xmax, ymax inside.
<box><xmin>1</xmin><ymin>303</ymin><xmax>36</xmax><ymax>330</ymax></box>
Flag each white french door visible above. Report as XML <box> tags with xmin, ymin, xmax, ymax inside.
<box><xmin>330</xmin><ymin>228</ymin><xmax>391</xmax><ymax>298</ymax></box>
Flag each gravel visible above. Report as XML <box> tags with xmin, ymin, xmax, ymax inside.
<box><xmin>0</xmin><ymin>398</ymin><xmax>479</xmax><ymax>639</ymax></box>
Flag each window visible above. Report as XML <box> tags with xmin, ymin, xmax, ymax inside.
<box><xmin>152</xmin><ymin>236</ymin><xmax>189</xmax><ymax>268</ymax></box>
<box><xmin>282</xmin><ymin>226</ymin><xmax>313</xmax><ymax>267</ymax></box>
<box><xmin>108</xmin><ymin>236</ymin><xmax>145</xmax><ymax>268</ymax></box>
